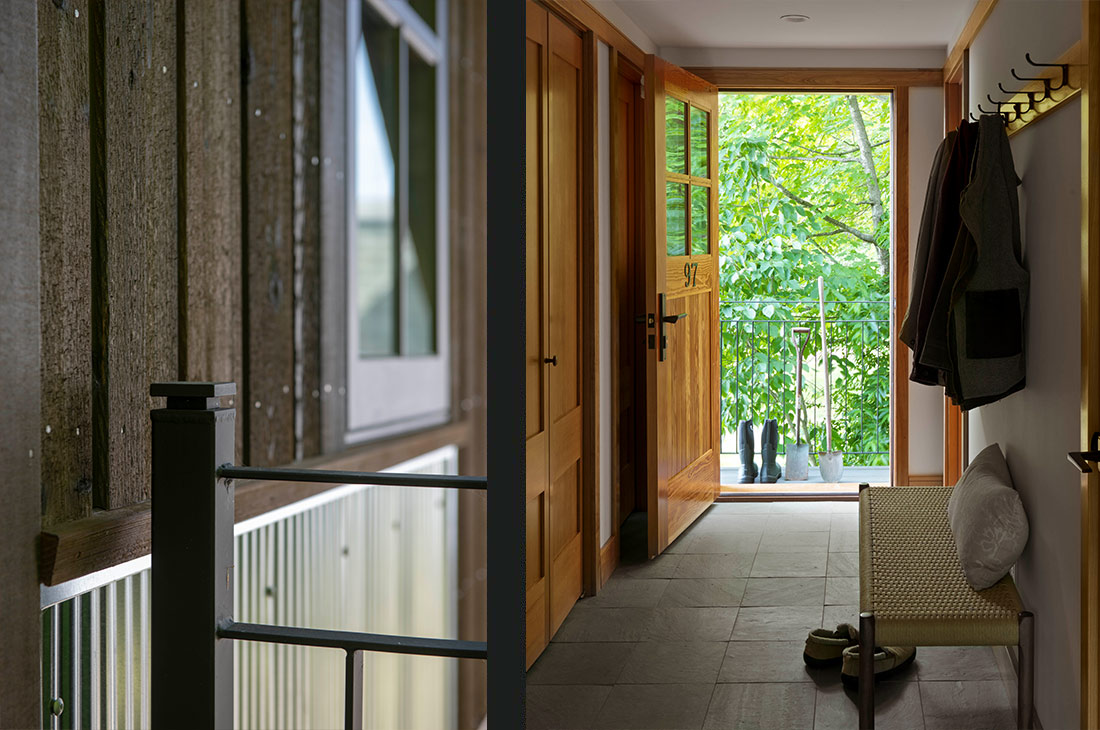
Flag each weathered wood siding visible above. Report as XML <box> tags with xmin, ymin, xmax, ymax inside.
<box><xmin>39</xmin><ymin>0</ymin><xmax>93</xmax><ymax>526</ymax></box>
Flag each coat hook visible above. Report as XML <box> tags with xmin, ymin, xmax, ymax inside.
<box><xmin>977</xmin><ymin>103</ymin><xmax>1012</xmax><ymax>124</ymax></box>
<box><xmin>1024</xmin><ymin>52</ymin><xmax>1069</xmax><ymax>91</ymax></box>
<box><xmin>997</xmin><ymin>82</ymin><xmax>1040</xmax><ymax>110</ymax></box>
<box><xmin>1010</xmin><ymin>68</ymin><xmax>1054</xmax><ymax>101</ymax></box>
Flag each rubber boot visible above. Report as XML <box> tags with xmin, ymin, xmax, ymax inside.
<box><xmin>760</xmin><ymin>418</ymin><xmax>782</xmax><ymax>483</ymax></box>
<box><xmin>737</xmin><ymin>419</ymin><xmax>758</xmax><ymax>483</ymax></box>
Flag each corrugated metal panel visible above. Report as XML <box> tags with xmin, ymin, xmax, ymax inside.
<box><xmin>41</xmin><ymin>446</ymin><xmax>459</xmax><ymax>730</ymax></box>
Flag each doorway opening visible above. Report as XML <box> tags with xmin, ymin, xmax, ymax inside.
<box><xmin>717</xmin><ymin>92</ymin><xmax>894</xmax><ymax>495</ymax></box>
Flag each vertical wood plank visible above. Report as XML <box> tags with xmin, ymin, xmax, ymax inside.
<box><xmin>318</xmin><ymin>0</ymin><xmax>348</xmax><ymax>454</ymax></box>
<box><xmin>243</xmin><ymin>0</ymin><xmax>296</xmax><ymax>466</ymax></box>
<box><xmin>180</xmin><ymin>0</ymin><xmax>244</xmax><ymax>454</ymax></box>
<box><xmin>891</xmin><ymin>86</ymin><xmax>910</xmax><ymax>488</ymax></box>
<box><xmin>1</xmin><ymin>3</ymin><xmax>43</xmax><ymax>723</ymax></box>
<box><xmin>293</xmin><ymin>0</ymin><xmax>322</xmax><ymax>460</ymax></box>
<box><xmin>39</xmin><ymin>0</ymin><xmax>93</xmax><ymax>526</ymax></box>
<box><xmin>96</xmin><ymin>0</ymin><xmax>179</xmax><ymax>509</ymax></box>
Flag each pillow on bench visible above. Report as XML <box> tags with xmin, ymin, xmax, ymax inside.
<box><xmin>947</xmin><ymin>443</ymin><xmax>1030</xmax><ymax>591</ymax></box>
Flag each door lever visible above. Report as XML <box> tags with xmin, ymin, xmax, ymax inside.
<box><xmin>544</xmin><ymin>356</ymin><xmax>558</xmax><ymax>367</ymax></box>
<box><xmin>1069</xmin><ymin>432</ymin><xmax>1100</xmax><ymax>473</ymax></box>
<box><xmin>662</xmin><ymin>313</ymin><xmax>687</xmax><ymax>324</ymax></box>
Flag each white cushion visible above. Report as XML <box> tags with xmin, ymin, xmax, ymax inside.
<box><xmin>947</xmin><ymin>443</ymin><xmax>1029</xmax><ymax>591</ymax></box>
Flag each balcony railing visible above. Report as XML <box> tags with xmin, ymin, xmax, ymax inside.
<box><xmin>720</xmin><ymin>298</ymin><xmax>890</xmax><ymax>467</ymax></box>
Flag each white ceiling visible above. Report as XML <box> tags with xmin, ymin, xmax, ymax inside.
<box><xmin>594</xmin><ymin>0</ymin><xmax>978</xmax><ymax>51</ymax></box>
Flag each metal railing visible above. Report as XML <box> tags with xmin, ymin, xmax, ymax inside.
<box><xmin>149</xmin><ymin>382</ymin><xmax>486</xmax><ymax>730</ymax></box>
<box><xmin>720</xmin><ymin>298</ymin><xmax>890</xmax><ymax>466</ymax></box>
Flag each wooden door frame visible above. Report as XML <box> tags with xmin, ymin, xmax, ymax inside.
<box><xmin>686</xmin><ymin>68</ymin><xmax>943</xmax><ymax>489</ymax></box>
<box><xmin>1082</xmin><ymin>4</ymin><xmax>1100</xmax><ymax>725</ymax></box>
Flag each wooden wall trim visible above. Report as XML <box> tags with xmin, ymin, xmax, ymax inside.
<box><xmin>891</xmin><ymin>86</ymin><xmax>911</xmax><ymax>489</ymax></box>
<box><xmin>38</xmin><ymin>418</ymin><xmax>473</xmax><ymax>586</ymax></box>
<box><xmin>944</xmin><ymin>0</ymin><xmax>998</xmax><ymax>78</ymax></box>
<box><xmin>906</xmin><ymin>473</ymin><xmax>945</xmax><ymax>487</ymax></box>
<box><xmin>598</xmin><ymin>535</ymin><xmax>619</xmax><ymax>588</ymax></box>
<box><xmin>1082</xmin><ymin>4</ymin><xmax>1100</xmax><ymax>727</ymax></box>
<box><xmin>687</xmin><ymin>67</ymin><xmax>943</xmax><ymax>90</ymax></box>
<box><xmin>541</xmin><ymin>0</ymin><xmax>645</xmax><ymax>69</ymax></box>
<box><xmin>1</xmin><ymin>1</ymin><xmax>43</xmax><ymax>722</ymax></box>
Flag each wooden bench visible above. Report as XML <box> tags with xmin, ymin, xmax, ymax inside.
<box><xmin>857</xmin><ymin>484</ymin><xmax>1034</xmax><ymax>730</ymax></box>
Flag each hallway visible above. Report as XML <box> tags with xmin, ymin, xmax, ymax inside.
<box><xmin>526</xmin><ymin>501</ymin><xmax>1017</xmax><ymax>729</ymax></box>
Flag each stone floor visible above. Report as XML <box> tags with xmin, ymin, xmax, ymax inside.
<box><xmin>526</xmin><ymin>500</ymin><xmax>1018</xmax><ymax>729</ymax></box>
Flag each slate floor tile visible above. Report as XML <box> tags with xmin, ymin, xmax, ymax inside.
<box><xmin>527</xmin><ymin>642</ymin><xmax>638</xmax><ymax>685</ymax></box>
<box><xmin>826</xmin><ymin>552</ymin><xmax>859</xmax><ymax>577</ymax></box>
<box><xmin>718</xmin><ymin>640</ymin><xmax>815</xmax><ymax>683</ymax></box>
<box><xmin>740</xmin><ymin>577</ymin><xmax>825</xmax><ymax>607</ymax></box>
<box><xmin>919</xmin><ymin>680</ymin><xmax>1015</xmax><ymax>730</ymax></box>
<box><xmin>730</xmin><ymin>606</ymin><xmax>823</xmax><ymax>641</ymax></box>
<box><xmin>575</xmin><ymin>579</ymin><xmax>669</xmax><ymax>608</ymax></box>
<box><xmin>674</xmin><ymin>553</ymin><xmax>756</xmax><ymax>579</ymax></box>
<box><xmin>658</xmin><ymin>578</ymin><xmax>747</xmax><ymax>607</ymax></box>
<box><xmin>593</xmin><ymin>683</ymin><xmax>714</xmax><ymax>729</ymax></box>
<box><xmin>553</xmin><ymin>608</ymin><xmax>654</xmax><ymax>643</ymax></box>
<box><xmin>526</xmin><ymin>685</ymin><xmax>612</xmax><ymax>730</ymax></box>
<box><xmin>915</xmin><ymin>646</ymin><xmax>1002</xmax><ymax>681</ymax></box>
<box><xmin>825</xmin><ymin>576</ymin><xmax>859</xmax><ymax>605</ymax></box>
<box><xmin>618</xmin><ymin>641</ymin><xmax>727</xmax><ymax>684</ymax></box>
<box><xmin>703</xmin><ymin>683</ymin><xmax>816</xmax><ymax>729</ymax></box>
<box><xmin>757</xmin><ymin>530</ymin><xmax>831</xmax><ymax>553</ymax></box>
<box><xmin>814</xmin><ymin>681</ymin><xmax>924</xmax><ymax>730</ymax></box>
<box><xmin>645</xmin><ymin>607</ymin><xmax>738</xmax><ymax>642</ymax></box>
<box><xmin>750</xmin><ymin>551</ymin><xmax>827</xmax><ymax>577</ymax></box>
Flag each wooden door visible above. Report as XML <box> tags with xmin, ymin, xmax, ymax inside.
<box><xmin>525</xmin><ymin>1</ymin><xmax>584</xmax><ymax>666</ymax></box>
<box><xmin>524</xmin><ymin>2</ymin><xmax>549</xmax><ymax>668</ymax></box>
<box><xmin>643</xmin><ymin>57</ymin><xmax>720</xmax><ymax>556</ymax></box>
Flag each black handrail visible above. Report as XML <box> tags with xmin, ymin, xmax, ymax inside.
<box><xmin>217</xmin><ymin>464</ymin><xmax>487</xmax><ymax>489</ymax></box>
<box><xmin>217</xmin><ymin>620</ymin><xmax>488</xmax><ymax>659</ymax></box>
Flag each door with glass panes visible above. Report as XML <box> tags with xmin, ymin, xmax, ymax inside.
<box><xmin>643</xmin><ymin>56</ymin><xmax>720</xmax><ymax>556</ymax></box>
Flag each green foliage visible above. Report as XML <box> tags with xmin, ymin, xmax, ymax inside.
<box><xmin>719</xmin><ymin>93</ymin><xmax>892</xmax><ymax>466</ymax></box>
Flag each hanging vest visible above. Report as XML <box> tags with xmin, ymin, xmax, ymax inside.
<box><xmin>949</xmin><ymin>113</ymin><xmax>1029</xmax><ymax>409</ymax></box>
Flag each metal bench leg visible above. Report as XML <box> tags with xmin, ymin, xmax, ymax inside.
<box><xmin>859</xmin><ymin>611</ymin><xmax>875</xmax><ymax>730</ymax></box>
<box><xmin>1018</xmin><ymin>611</ymin><xmax>1034</xmax><ymax>730</ymax></box>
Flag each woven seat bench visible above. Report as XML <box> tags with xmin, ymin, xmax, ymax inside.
<box><xmin>857</xmin><ymin>484</ymin><xmax>1034</xmax><ymax>730</ymax></box>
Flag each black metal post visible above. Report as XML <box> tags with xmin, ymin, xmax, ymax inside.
<box><xmin>345</xmin><ymin>650</ymin><xmax>364</xmax><ymax>730</ymax></box>
<box><xmin>151</xmin><ymin>382</ymin><xmax>236</xmax><ymax>728</ymax></box>
<box><xmin>859</xmin><ymin>611</ymin><xmax>875</xmax><ymax>730</ymax></box>
<box><xmin>1018</xmin><ymin>611</ymin><xmax>1035</xmax><ymax>730</ymax></box>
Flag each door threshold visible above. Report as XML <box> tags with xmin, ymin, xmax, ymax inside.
<box><xmin>719</xmin><ymin>483</ymin><xmax>864</xmax><ymax>501</ymax></box>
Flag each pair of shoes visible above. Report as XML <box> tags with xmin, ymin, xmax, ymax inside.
<box><xmin>737</xmin><ymin>418</ymin><xmax>783</xmax><ymax>484</ymax></box>
<box><xmin>803</xmin><ymin>624</ymin><xmax>916</xmax><ymax>687</ymax></box>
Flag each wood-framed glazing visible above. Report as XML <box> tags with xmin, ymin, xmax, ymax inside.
<box><xmin>686</xmin><ymin>68</ymin><xmax>941</xmax><ymax>490</ymax></box>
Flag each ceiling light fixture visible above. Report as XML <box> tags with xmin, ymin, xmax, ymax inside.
<box><xmin>780</xmin><ymin>14</ymin><xmax>810</xmax><ymax>23</ymax></box>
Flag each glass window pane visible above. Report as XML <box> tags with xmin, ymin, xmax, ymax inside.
<box><xmin>666</xmin><ymin>181</ymin><xmax>687</xmax><ymax>256</ymax></box>
<box><xmin>691</xmin><ymin>185</ymin><xmax>709</xmax><ymax>255</ymax></box>
<box><xmin>355</xmin><ymin>17</ymin><xmax>399</xmax><ymax>357</ymax></box>
<box><xmin>404</xmin><ymin>50</ymin><xmax>438</xmax><ymax>356</ymax></box>
<box><xmin>690</xmin><ymin>106</ymin><xmax>708</xmax><ymax>178</ymax></box>
<box><xmin>665</xmin><ymin>97</ymin><xmax>686</xmax><ymax>175</ymax></box>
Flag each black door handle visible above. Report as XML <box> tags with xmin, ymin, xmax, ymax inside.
<box><xmin>1069</xmin><ymin>432</ymin><xmax>1100</xmax><ymax>474</ymax></box>
<box><xmin>662</xmin><ymin>313</ymin><xmax>687</xmax><ymax>324</ymax></box>
<box><xmin>544</xmin><ymin>356</ymin><xmax>558</xmax><ymax>366</ymax></box>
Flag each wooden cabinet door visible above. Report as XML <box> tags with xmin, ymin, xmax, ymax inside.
<box><xmin>525</xmin><ymin>1</ymin><xmax>584</xmax><ymax>667</ymax></box>
<box><xmin>643</xmin><ymin>56</ymin><xmax>721</xmax><ymax>556</ymax></box>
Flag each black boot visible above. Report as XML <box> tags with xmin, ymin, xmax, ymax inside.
<box><xmin>738</xmin><ymin>419</ymin><xmax>758</xmax><ymax>483</ymax></box>
<box><xmin>760</xmin><ymin>418</ymin><xmax>782</xmax><ymax>483</ymax></box>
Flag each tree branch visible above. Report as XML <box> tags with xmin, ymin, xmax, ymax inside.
<box><xmin>764</xmin><ymin>176</ymin><xmax>877</xmax><ymax>245</ymax></box>
<box><xmin>846</xmin><ymin>95</ymin><xmax>890</xmax><ymax>275</ymax></box>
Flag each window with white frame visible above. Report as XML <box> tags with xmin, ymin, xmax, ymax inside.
<box><xmin>347</xmin><ymin>0</ymin><xmax>449</xmax><ymax>443</ymax></box>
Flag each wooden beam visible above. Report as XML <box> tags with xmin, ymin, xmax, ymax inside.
<box><xmin>39</xmin><ymin>0</ymin><xmax>93</xmax><ymax>526</ymax></box>
<box><xmin>0</xmin><ymin>1</ymin><xmax>42</xmax><ymax>722</ymax></box>
<box><xmin>687</xmin><ymin>67</ymin><xmax>943</xmax><ymax>90</ymax></box>
<box><xmin>541</xmin><ymin>0</ymin><xmax>645</xmax><ymax>70</ymax></box>
<box><xmin>944</xmin><ymin>0</ymin><xmax>998</xmax><ymax>79</ymax></box>
<box><xmin>891</xmin><ymin>87</ymin><xmax>911</xmax><ymax>489</ymax></box>
<box><xmin>39</xmin><ymin>418</ymin><xmax>474</xmax><ymax>586</ymax></box>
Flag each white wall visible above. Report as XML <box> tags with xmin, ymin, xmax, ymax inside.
<box><xmin>907</xmin><ymin>87</ymin><xmax>947</xmax><ymax>476</ymax></box>
<box><xmin>598</xmin><ymin>41</ymin><xmax>614</xmax><ymax>547</ymax></box>
<box><xmin>965</xmin><ymin>3</ymin><xmax>1082</xmax><ymax>727</ymax></box>
<box><xmin>590</xmin><ymin>0</ymin><xmax>659</xmax><ymax>54</ymax></box>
